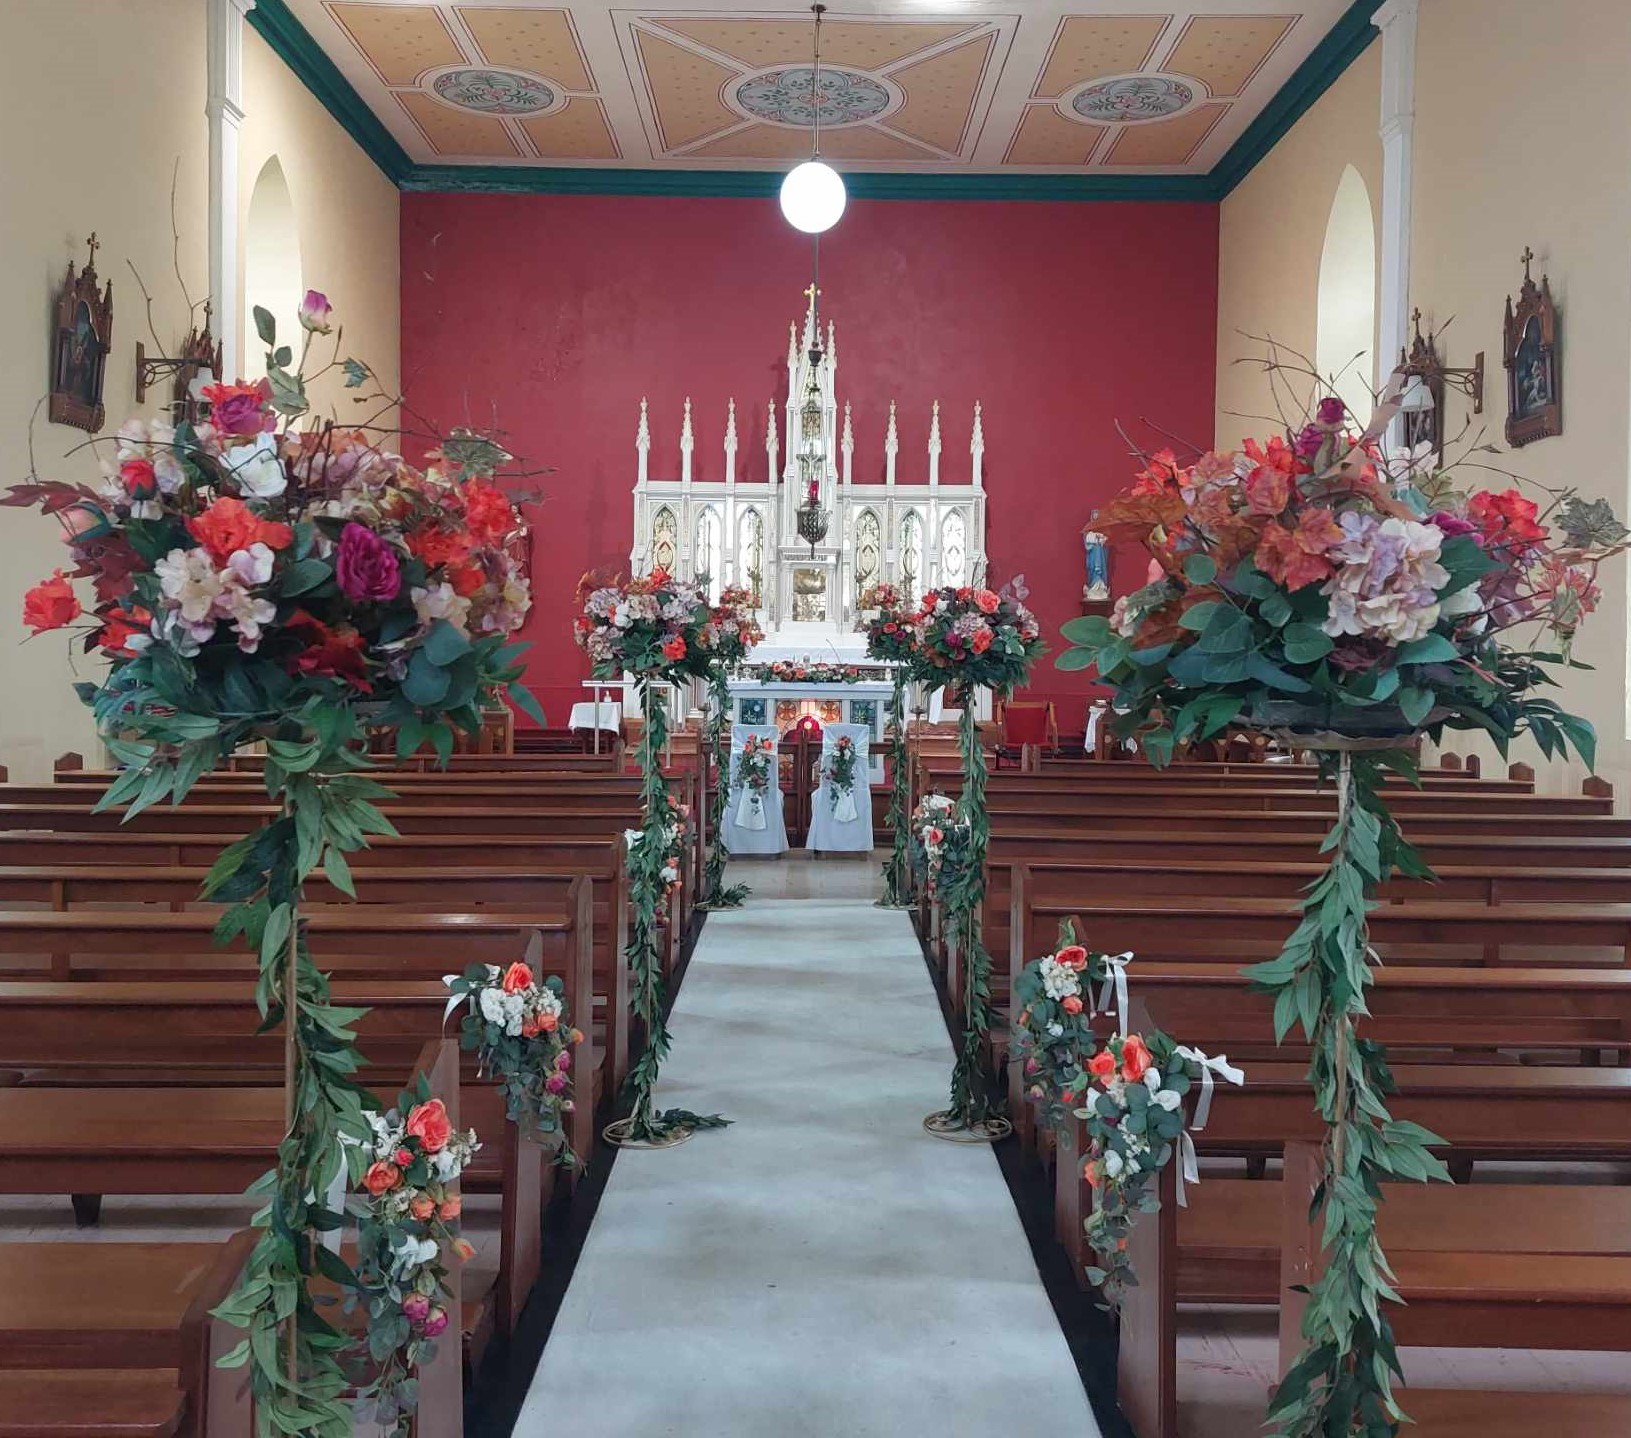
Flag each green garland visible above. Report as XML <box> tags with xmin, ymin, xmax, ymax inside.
<box><xmin>700</xmin><ymin>674</ymin><xmax>749</xmax><ymax>909</ymax></box>
<box><xmin>1253</xmin><ymin>749</ymin><xmax>1448</xmax><ymax>1436</ymax></box>
<box><xmin>877</xmin><ymin>670</ymin><xmax>914</xmax><ymax>908</ymax></box>
<box><xmin>619</xmin><ymin>679</ymin><xmax>728</xmax><ymax>1142</ymax></box>
<box><xmin>203</xmin><ymin>733</ymin><xmax>399</xmax><ymax>1436</ymax></box>
<box><xmin>942</xmin><ymin>697</ymin><xmax>998</xmax><ymax>1129</ymax></box>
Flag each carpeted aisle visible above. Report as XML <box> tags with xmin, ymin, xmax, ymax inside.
<box><xmin>513</xmin><ymin>883</ymin><xmax>1102</xmax><ymax>1437</ymax></box>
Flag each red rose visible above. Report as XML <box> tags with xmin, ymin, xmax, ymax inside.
<box><xmin>501</xmin><ymin>961</ymin><xmax>533</xmax><ymax>995</ymax></box>
<box><xmin>119</xmin><ymin>457</ymin><xmax>158</xmax><ymax>500</ymax></box>
<box><xmin>970</xmin><ymin>628</ymin><xmax>994</xmax><ymax>654</ymax></box>
<box><xmin>95</xmin><ymin>605</ymin><xmax>151</xmax><ymax>656</ymax></box>
<box><xmin>22</xmin><ymin>572</ymin><xmax>81</xmax><ymax>633</ymax></box>
<box><xmin>407</xmin><ymin>526</ymin><xmax>474</xmax><ymax>571</ymax></box>
<box><xmin>187</xmin><ymin>495</ymin><xmax>293</xmax><ymax>565</ymax></box>
<box><xmin>662</xmin><ymin>636</ymin><xmax>687</xmax><ymax>661</ymax></box>
<box><xmin>1087</xmin><ymin>1050</ymin><xmax>1117</xmax><ymax>1080</ymax></box>
<box><xmin>363</xmin><ymin>1161</ymin><xmax>401</xmax><ymax>1196</ymax></box>
<box><xmin>283</xmin><ymin>610</ymin><xmax>372</xmax><ymax>692</ymax></box>
<box><xmin>394</xmin><ymin>1148</ymin><xmax>413</xmax><ymax>1166</ymax></box>
<box><xmin>406</xmin><ymin>1098</ymin><xmax>453</xmax><ymax>1154</ymax></box>
<box><xmin>1056</xmin><ymin>945</ymin><xmax>1089</xmax><ymax>970</ymax></box>
<box><xmin>1120</xmin><ymin>1034</ymin><xmax>1154</xmax><ymax>1083</ymax></box>
<box><xmin>1061</xmin><ymin>995</ymin><xmax>1084</xmax><ymax>1015</ymax></box>
<box><xmin>448</xmin><ymin>561</ymin><xmax>485</xmax><ymax>597</ymax></box>
<box><xmin>1468</xmin><ymin>488</ymin><xmax>1546</xmax><ymax>548</ymax></box>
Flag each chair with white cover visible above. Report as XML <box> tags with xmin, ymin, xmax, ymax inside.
<box><xmin>805</xmin><ymin>723</ymin><xmax>874</xmax><ymax>853</ymax></box>
<box><xmin>720</xmin><ymin>724</ymin><xmax>788</xmax><ymax>857</ymax></box>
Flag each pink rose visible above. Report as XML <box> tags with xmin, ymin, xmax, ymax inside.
<box><xmin>544</xmin><ymin>1072</ymin><xmax>568</xmax><ymax>1094</ymax></box>
<box><xmin>421</xmin><ymin>1307</ymin><xmax>450</xmax><ymax>1338</ymax></box>
<box><xmin>335</xmin><ymin>523</ymin><xmax>400</xmax><ymax>603</ymax></box>
<box><xmin>402</xmin><ymin>1293</ymin><xmax>431</xmax><ymax>1322</ymax></box>
<box><xmin>1316</xmin><ymin>396</ymin><xmax>1347</xmax><ymax>427</ymax></box>
<box><xmin>555</xmin><ymin>1050</ymin><xmax>572</xmax><ymax>1071</ymax></box>
<box><xmin>298</xmin><ymin>290</ymin><xmax>333</xmax><ymax>335</ymax></box>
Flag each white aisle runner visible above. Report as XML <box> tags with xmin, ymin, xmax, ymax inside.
<box><xmin>514</xmin><ymin>891</ymin><xmax>1103</xmax><ymax>1437</ymax></box>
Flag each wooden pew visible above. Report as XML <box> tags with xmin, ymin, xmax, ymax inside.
<box><xmin>0</xmin><ymin>1042</ymin><xmax>464</xmax><ymax>1431</ymax></box>
<box><xmin>0</xmin><ymin>1231</ymin><xmax>255</xmax><ymax>1438</ymax></box>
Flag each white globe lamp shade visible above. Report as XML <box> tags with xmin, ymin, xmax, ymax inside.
<box><xmin>780</xmin><ymin>160</ymin><xmax>847</xmax><ymax>234</ymax></box>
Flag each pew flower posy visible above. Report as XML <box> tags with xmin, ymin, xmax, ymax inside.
<box><xmin>446</xmin><ymin>959</ymin><xmax>584</xmax><ymax>1159</ymax></box>
<box><xmin>825</xmin><ymin>733</ymin><xmax>859</xmax><ymax>813</ymax></box>
<box><xmin>909</xmin><ymin>792</ymin><xmax>961</xmax><ymax>892</ymax></box>
<box><xmin>348</xmin><ymin>1086</ymin><xmax>480</xmax><ymax>1433</ymax></box>
<box><xmin>1013</xmin><ymin>934</ymin><xmax>1241</xmax><ymax>1306</ymax></box>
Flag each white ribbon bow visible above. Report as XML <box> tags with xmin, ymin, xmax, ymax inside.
<box><xmin>1171</xmin><ymin>1045</ymin><xmax>1246</xmax><ymax>1206</ymax></box>
<box><xmin>1092</xmin><ymin>951</ymin><xmax>1133</xmax><ymax>1037</ymax></box>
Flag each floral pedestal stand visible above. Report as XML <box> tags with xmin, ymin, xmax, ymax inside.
<box><xmin>876</xmin><ymin>667</ymin><xmax>914</xmax><ymax>909</ymax></box>
<box><xmin>603</xmin><ymin>679</ymin><xmax>728</xmax><ymax>1149</ymax></box>
<box><xmin>1252</xmin><ymin>725</ymin><xmax>1448</xmax><ymax>1437</ymax></box>
<box><xmin>923</xmin><ymin>696</ymin><xmax>1012</xmax><ymax>1144</ymax></box>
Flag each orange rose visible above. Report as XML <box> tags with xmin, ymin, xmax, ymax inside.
<box><xmin>1061</xmin><ymin>995</ymin><xmax>1084</xmax><ymax>1015</ymax></box>
<box><xmin>1056</xmin><ymin>945</ymin><xmax>1088</xmax><ymax>970</ymax></box>
<box><xmin>410</xmin><ymin>1195</ymin><xmax>436</xmax><ymax>1221</ymax></box>
<box><xmin>1120</xmin><ymin>1034</ymin><xmax>1153</xmax><ymax>1083</ymax></box>
<box><xmin>1087</xmin><ymin>1050</ymin><xmax>1117</xmax><ymax>1080</ymax></box>
<box><xmin>970</xmin><ymin>627</ymin><xmax>994</xmax><ymax>654</ymax></box>
<box><xmin>501</xmin><ymin>961</ymin><xmax>533</xmax><ymax>995</ymax></box>
<box><xmin>96</xmin><ymin>605</ymin><xmax>151</xmax><ymax>655</ymax></box>
<box><xmin>973</xmin><ymin>589</ymin><xmax>999</xmax><ymax>614</ymax></box>
<box><xmin>538</xmin><ymin>1012</ymin><xmax>559</xmax><ymax>1033</ymax></box>
<box><xmin>661</xmin><ymin>636</ymin><xmax>687</xmax><ymax>661</ymax></box>
<box><xmin>186</xmin><ymin>495</ymin><xmax>293</xmax><ymax>565</ymax></box>
<box><xmin>439</xmin><ymin>1195</ymin><xmax>462</xmax><ymax>1220</ymax></box>
<box><xmin>452</xmin><ymin>1237</ymin><xmax>476</xmax><ymax>1262</ymax></box>
<box><xmin>22</xmin><ymin>572</ymin><xmax>82</xmax><ymax>634</ymax></box>
<box><xmin>363</xmin><ymin>1161</ymin><xmax>401</xmax><ymax>1196</ymax></box>
<box><xmin>448</xmin><ymin>561</ymin><xmax>486</xmax><ymax>597</ymax></box>
<box><xmin>521</xmin><ymin>1016</ymin><xmax>541</xmax><ymax>1039</ymax></box>
<box><xmin>1084</xmin><ymin>1159</ymin><xmax>1103</xmax><ymax>1190</ymax></box>
<box><xmin>405</xmin><ymin>1099</ymin><xmax>452</xmax><ymax>1154</ymax></box>
<box><xmin>407</xmin><ymin>525</ymin><xmax>473</xmax><ymax>571</ymax></box>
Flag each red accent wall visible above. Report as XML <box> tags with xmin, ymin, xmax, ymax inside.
<box><xmin>400</xmin><ymin>193</ymin><xmax>1219</xmax><ymax>726</ymax></box>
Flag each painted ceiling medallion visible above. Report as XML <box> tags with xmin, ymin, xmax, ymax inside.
<box><xmin>733</xmin><ymin>66</ymin><xmax>893</xmax><ymax>128</ymax></box>
<box><xmin>1069</xmin><ymin>74</ymin><xmax>1198</xmax><ymax>124</ymax></box>
<box><xmin>431</xmin><ymin>67</ymin><xmax>557</xmax><ymax>115</ymax></box>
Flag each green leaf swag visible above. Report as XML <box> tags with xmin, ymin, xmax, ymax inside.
<box><xmin>1056</xmin><ymin>361</ymin><xmax>1626</xmax><ymax>1435</ymax></box>
<box><xmin>859</xmin><ymin>582</ymin><xmax>916</xmax><ymax>907</ymax></box>
<box><xmin>702</xmin><ymin>585</ymin><xmax>763</xmax><ymax>910</ymax></box>
<box><xmin>908</xmin><ymin>580</ymin><xmax>1044</xmax><ymax>1137</ymax></box>
<box><xmin>8</xmin><ymin>293</ymin><xmax>541</xmax><ymax>1435</ymax></box>
<box><xmin>446</xmin><ymin>955</ymin><xmax>584</xmax><ymax>1157</ymax></box>
<box><xmin>576</xmin><ymin>567</ymin><xmax>751</xmax><ymax>1142</ymax></box>
<box><xmin>1014</xmin><ymin>928</ymin><xmax>1242</xmax><ymax>1304</ymax></box>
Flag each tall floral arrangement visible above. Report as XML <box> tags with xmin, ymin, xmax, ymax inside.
<box><xmin>700</xmin><ymin>583</ymin><xmax>763</xmax><ymax>909</ymax></box>
<box><xmin>1057</xmin><ymin>363</ymin><xmax>1626</xmax><ymax>1435</ymax></box>
<box><xmin>575</xmin><ymin>568</ymin><xmax>731</xmax><ymax>1144</ymax></box>
<box><xmin>911</xmin><ymin>580</ymin><xmax>1044</xmax><ymax>1138</ymax></box>
<box><xmin>8</xmin><ymin>294</ymin><xmax>540</xmax><ymax>1436</ymax></box>
<box><xmin>859</xmin><ymin>581</ymin><xmax>919</xmax><ymax>907</ymax></box>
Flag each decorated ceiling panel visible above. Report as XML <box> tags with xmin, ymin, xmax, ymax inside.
<box><xmin>283</xmin><ymin>0</ymin><xmax>1362</xmax><ymax>174</ymax></box>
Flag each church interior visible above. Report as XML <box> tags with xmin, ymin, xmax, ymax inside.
<box><xmin>2</xmin><ymin>2</ymin><xmax>1629</xmax><ymax>1435</ymax></box>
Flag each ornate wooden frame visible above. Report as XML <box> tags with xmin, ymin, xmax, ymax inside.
<box><xmin>1503</xmin><ymin>248</ymin><xmax>1561</xmax><ymax>448</ymax></box>
<box><xmin>49</xmin><ymin>234</ymin><xmax>114</xmax><ymax>433</ymax></box>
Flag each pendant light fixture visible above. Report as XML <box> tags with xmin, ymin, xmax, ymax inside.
<box><xmin>778</xmin><ymin>4</ymin><xmax>847</xmax><ymax>235</ymax></box>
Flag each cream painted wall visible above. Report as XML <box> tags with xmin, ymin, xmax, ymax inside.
<box><xmin>0</xmin><ymin>3</ymin><xmax>399</xmax><ymax>781</ymax></box>
<box><xmin>1411</xmin><ymin>0</ymin><xmax>1631</xmax><ymax>797</ymax></box>
<box><xmin>239</xmin><ymin>25</ymin><xmax>400</xmax><ymax>416</ymax></box>
<box><xmin>1216</xmin><ymin>44</ymin><xmax>1383</xmax><ymax>450</ymax></box>
<box><xmin>0</xmin><ymin>0</ymin><xmax>210</xmax><ymax>780</ymax></box>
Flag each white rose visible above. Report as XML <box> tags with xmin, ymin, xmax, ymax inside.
<box><xmin>478</xmin><ymin>988</ymin><xmax>506</xmax><ymax>1024</ymax></box>
<box><xmin>223</xmin><ymin>434</ymin><xmax>286</xmax><ymax>498</ymax></box>
<box><xmin>1102</xmin><ymin>1149</ymin><xmax>1125</xmax><ymax>1179</ymax></box>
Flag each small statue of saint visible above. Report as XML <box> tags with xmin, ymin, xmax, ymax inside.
<box><xmin>1082</xmin><ymin>529</ymin><xmax>1111</xmax><ymax>601</ymax></box>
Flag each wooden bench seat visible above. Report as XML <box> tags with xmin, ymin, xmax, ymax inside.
<box><xmin>0</xmin><ymin>1233</ymin><xmax>254</xmax><ymax>1438</ymax></box>
<box><xmin>1399</xmin><ymin>1390</ymin><xmax>1631</xmax><ymax>1437</ymax></box>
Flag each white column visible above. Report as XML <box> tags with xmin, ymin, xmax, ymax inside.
<box><xmin>1373</xmin><ymin>0</ymin><xmax>1418</xmax><ymax>391</ymax></box>
<box><xmin>631</xmin><ymin>398</ymin><xmax>650</xmax><ymax>569</ymax></box>
<box><xmin>724</xmin><ymin>398</ymin><xmax>738</xmax><ymax>583</ymax></box>
<box><xmin>680</xmin><ymin>397</ymin><xmax>694</xmax><ymax>489</ymax></box>
<box><xmin>207</xmin><ymin>0</ymin><xmax>256</xmax><ymax>375</ymax></box>
<box><xmin>884</xmin><ymin>400</ymin><xmax>898</xmax><ymax>487</ymax></box>
<box><xmin>970</xmin><ymin>401</ymin><xmax>985</xmax><ymax>492</ymax></box>
<box><xmin>841</xmin><ymin>401</ymin><xmax>854</xmax><ymax>488</ymax></box>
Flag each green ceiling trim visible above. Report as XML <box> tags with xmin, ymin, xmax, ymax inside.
<box><xmin>250</xmin><ymin>0</ymin><xmax>1380</xmax><ymax>203</ymax></box>
<box><xmin>1208</xmin><ymin>0</ymin><xmax>1381</xmax><ymax>199</ymax></box>
<box><xmin>247</xmin><ymin>0</ymin><xmax>413</xmax><ymax>185</ymax></box>
<box><xmin>399</xmin><ymin>165</ymin><xmax>1219</xmax><ymax>202</ymax></box>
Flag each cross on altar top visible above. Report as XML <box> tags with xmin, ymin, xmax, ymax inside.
<box><xmin>1521</xmin><ymin>245</ymin><xmax>1535</xmax><ymax>279</ymax></box>
<box><xmin>84</xmin><ymin>232</ymin><xmax>100</xmax><ymax>268</ymax></box>
<box><xmin>803</xmin><ymin>282</ymin><xmax>821</xmax><ymax>305</ymax></box>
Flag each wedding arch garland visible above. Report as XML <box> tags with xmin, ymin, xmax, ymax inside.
<box><xmin>909</xmin><ymin>579</ymin><xmax>1044</xmax><ymax>1136</ymax></box>
<box><xmin>701</xmin><ymin>584</ymin><xmax>762</xmax><ymax>909</ymax></box>
<box><xmin>10</xmin><ymin>293</ymin><xmax>541</xmax><ymax>1434</ymax></box>
<box><xmin>575</xmin><ymin>568</ymin><xmax>738</xmax><ymax>1144</ymax></box>
<box><xmin>1056</xmin><ymin>362</ymin><xmax>1626</xmax><ymax>1434</ymax></box>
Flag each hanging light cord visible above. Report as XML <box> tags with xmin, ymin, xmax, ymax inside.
<box><xmin>807</xmin><ymin>5</ymin><xmax>825</xmax><ymax>360</ymax></box>
<box><xmin>810</xmin><ymin>3</ymin><xmax>825</xmax><ymax>160</ymax></box>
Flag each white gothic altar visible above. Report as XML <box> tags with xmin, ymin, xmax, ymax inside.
<box><xmin>626</xmin><ymin>289</ymin><xmax>991</xmax><ymax>752</ymax></box>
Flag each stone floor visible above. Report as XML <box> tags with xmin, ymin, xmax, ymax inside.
<box><xmin>513</xmin><ymin>854</ymin><xmax>1102</xmax><ymax>1437</ymax></box>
